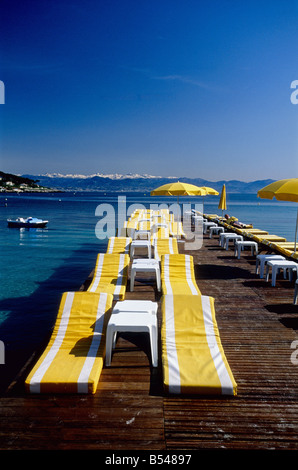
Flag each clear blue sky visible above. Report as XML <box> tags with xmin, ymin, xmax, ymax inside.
<box><xmin>1</xmin><ymin>0</ymin><xmax>298</xmax><ymax>181</ymax></box>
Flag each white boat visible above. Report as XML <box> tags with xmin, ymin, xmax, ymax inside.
<box><xmin>7</xmin><ymin>217</ymin><xmax>48</xmax><ymax>228</ymax></box>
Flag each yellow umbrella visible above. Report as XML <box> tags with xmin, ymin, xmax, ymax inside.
<box><xmin>197</xmin><ymin>186</ymin><xmax>219</xmax><ymax>214</ymax></box>
<box><xmin>257</xmin><ymin>178</ymin><xmax>298</xmax><ymax>251</ymax></box>
<box><xmin>218</xmin><ymin>184</ymin><xmax>227</xmax><ymax>219</ymax></box>
<box><xmin>151</xmin><ymin>181</ymin><xmax>204</xmax><ymax>236</ymax></box>
<box><xmin>151</xmin><ymin>181</ymin><xmax>218</xmax><ymax>214</ymax></box>
<box><xmin>198</xmin><ymin>186</ymin><xmax>219</xmax><ymax>196</ymax></box>
<box><xmin>151</xmin><ymin>181</ymin><xmax>206</xmax><ymax>198</ymax></box>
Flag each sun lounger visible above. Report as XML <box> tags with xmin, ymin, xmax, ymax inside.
<box><xmin>204</xmin><ymin>214</ymin><xmax>219</xmax><ymax>220</ymax></box>
<box><xmin>150</xmin><ymin>225</ymin><xmax>170</xmax><ymax>241</ymax></box>
<box><xmin>233</xmin><ymin>228</ymin><xmax>269</xmax><ymax>236</ymax></box>
<box><xmin>138</xmin><ymin>220</ymin><xmax>152</xmax><ymax>231</ymax></box>
<box><xmin>154</xmin><ymin>238</ymin><xmax>179</xmax><ymax>261</ymax></box>
<box><xmin>117</xmin><ymin>222</ymin><xmax>128</xmax><ymax>237</ymax></box>
<box><xmin>106</xmin><ymin>236</ymin><xmax>131</xmax><ymax>254</ymax></box>
<box><xmin>88</xmin><ymin>253</ymin><xmax>129</xmax><ymax>300</ymax></box>
<box><xmin>269</xmin><ymin>242</ymin><xmax>296</xmax><ymax>250</ymax></box>
<box><xmin>161</xmin><ymin>254</ymin><xmax>201</xmax><ymax>295</ymax></box>
<box><xmin>247</xmin><ymin>234</ymin><xmax>287</xmax><ymax>244</ymax></box>
<box><xmin>169</xmin><ymin>221</ymin><xmax>186</xmax><ymax>238</ymax></box>
<box><xmin>125</xmin><ymin>221</ymin><xmax>138</xmax><ymax>237</ymax></box>
<box><xmin>266</xmin><ymin>242</ymin><xmax>298</xmax><ymax>259</ymax></box>
<box><xmin>25</xmin><ymin>292</ymin><xmax>113</xmax><ymax>394</ymax></box>
<box><xmin>161</xmin><ymin>294</ymin><xmax>237</xmax><ymax>395</ymax></box>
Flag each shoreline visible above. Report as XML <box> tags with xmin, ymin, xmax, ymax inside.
<box><xmin>0</xmin><ymin>189</ymin><xmax>63</xmax><ymax>194</ymax></box>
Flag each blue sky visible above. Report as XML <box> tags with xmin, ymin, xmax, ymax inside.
<box><xmin>1</xmin><ymin>0</ymin><xmax>298</xmax><ymax>181</ymax></box>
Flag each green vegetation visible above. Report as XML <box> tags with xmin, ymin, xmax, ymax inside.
<box><xmin>0</xmin><ymin>171</ymin><xmax>56</xmax><ymax>192</ymax></box>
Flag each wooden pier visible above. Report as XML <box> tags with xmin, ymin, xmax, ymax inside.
<box><xmin>1</xmin><ymin>231</ymin><xmax>298</xmax><ymax>452</ymax></box>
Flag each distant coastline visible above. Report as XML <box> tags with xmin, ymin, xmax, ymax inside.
<box><xmin>0</xmin><ymin>170</ymin><xmax>276</xmax><ymax>194</ymax></box>
<box><xmin>20</xmin><ymin>172</ymin><xmax>275</xmax><ymax>194</ymax></box>
<box><xmin>0</xmin><ymin>171</ymin><xmax>61</xmax><ymax>193</ymax></box>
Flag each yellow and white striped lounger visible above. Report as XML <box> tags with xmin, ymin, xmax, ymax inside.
<box><xmin>88</xmin><ymin>253</ymin><xmax>130</xmax><ymax>300</ymax></box>
<box><xmin>233</xmin><ymin>228</ymin><xmax>268</xmax><ymax>236</ymax></box>
<box><xmin>25</xmin><ymin>292</ymin><xmax>113</xmax><ymax>394</ymax></box>
<box><xmin>169</xmin><ymin>221</ymin><xmax>186</xmax><ymax>238</ymax></box>
<box><xmin>266</xmin><ymin>242</ymin><xmax>298</xmax><ymax>259</ymax></box>
<box><xmin>154</xmin><ymin>238</ymin><xmax>178</xmax><ymax>261</ymax></box>
<box><xmin>151</xmin><ymin>226</ymin><xmax>170</xmax><ymax>242</ymax></box>
<box><xmin>106</xmin><ymin>236</ymin><xmax>131</xmax><ymax>254</ymax></box>
<box><xmin>248</xmin><ymin>234</ymin><xmax>287</xmax><ymax>244</ymax></box>
<box><xmin>161</xmin><ymin>254</ymin><xmax>201</xmax><ymax>295</ymax></box>
<box><xmin>161</xmin><ymin>294</ymin><xmax>237</xmax><ymax>395</ymax></box>
<box><xmin>126</xmin><ymin>221</ymin><xmax>138</xmax><ymax>237</ymax></box>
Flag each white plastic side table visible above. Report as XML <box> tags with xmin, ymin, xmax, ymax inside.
<box><xmin>130</xmin><ymin>239</ymin><xmax>151</xmax><ymax>258</ymax></box>
<box><xmin>255</xmin><ymin>254</ymin><xmax>285</xmax><ymax>278</ymax></box>
<box><xmin>203</xmin><ymin>221</ymin><xmax>217</xmax><ymax>234</ymax></box>
<box><xmin>105</xmin><ymin>300</ymin><xmax>158</xmax><ymax>367</ymax></box>
<box><xmin>234</xmin><ymin>240</ymin><xmax>258</xmax><ymax>259</ymax></box>
<box><xmin>220</xmin><ymin>233</ymin><xmax>243</xmax><ymax>250</ymax></box>
<box><xmin>130</xmin><ymin>259</ymin><xmax>161</xmax><ymax>291</ymax></box>
<box><xmin>265</xmin><ymin>260</ymin><xmax>298</xmax><ymax>287</ymax></box>
<box><xmin>219</xmin><ymin>232</ymin><xmax>235</xmax><ymax>247</ymax></box>
<box><xmin>133</xmin><ymin>230</ymin><xmax>151</xmax><ymax>240</ymax></box>
<box><xmin>209</xmin><ymin>226</ymin><xmax>224</xmax><ymax>238</ymax></box>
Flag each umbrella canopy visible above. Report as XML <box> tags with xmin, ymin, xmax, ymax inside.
<box><xmin>257</xmin><ymin>178</ymin><xmax>298</xmax><ymax>251</ymax></box>
<box><xmin>257</xmin><ymin>178</ymin><xmax>298</xmax><ymax>202</ymax></box>
<box><xmin>195</xmin><ymin>186</ymin><xmax>219</xmax><ymax>215</ymax></box>
<box><xmin>150</xmin><ymin>181</ymin><xmax>206</xmax><ymax>196</ymax></box>
<box><xmin>151</xmin><ymin>181</ymin><xmax>204</xmax><ymax>237</ymax></box>
<box><xmin>218</xmin><ymin>184</ymin><xmax>227</xmax><ymax>216</ymax></box>
<box><xmin>198</xmin><ymin>186</ymin><xmax>219</xmax><ymax>196</ymax></box>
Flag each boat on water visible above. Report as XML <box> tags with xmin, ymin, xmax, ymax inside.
<box><xmin>7</xmin><ymin>217</ymin><xmax>48</xmax><ymax>228</ymax></box>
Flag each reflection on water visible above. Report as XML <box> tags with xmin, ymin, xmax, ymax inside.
<box><xmin>18</xmin><ymin>227</ymin><xmax>49</xmax><ymax>246</ymax></box>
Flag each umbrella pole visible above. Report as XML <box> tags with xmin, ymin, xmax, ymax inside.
<box><xmin>177</xmin><ymin>195</ymin><xmax>179</xmax><ymax>238</ymax></box>
<box><xmin>295</xmin><ymin>207</ymin><xmax>298</xmax><ymax>252</ymax></box>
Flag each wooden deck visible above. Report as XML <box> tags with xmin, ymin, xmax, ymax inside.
<box><xmin>1</xmin><ymin>231</ymin><xmax>298</xmax><ymax>452</ymax></box>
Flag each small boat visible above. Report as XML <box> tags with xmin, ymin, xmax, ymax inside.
<box><xmin>7</xmin><ymin>217</ymin><xmax>48</xmax><ymax>228</ymax></box>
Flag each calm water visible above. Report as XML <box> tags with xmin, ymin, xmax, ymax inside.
<box><xmin>0</xmin><ymin>191</ymin><xmax>297</xmax><ymax>357</ymax></box>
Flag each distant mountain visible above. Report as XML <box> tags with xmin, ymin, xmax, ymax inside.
<box><xmin>22</xmin><ymin>173</ymin><xmax>275</xmax><ymax>193</ymax></box>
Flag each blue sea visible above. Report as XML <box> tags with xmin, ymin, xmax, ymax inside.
<box><xmin>0</xmin><ymin>191</ymin><xmax>297</xmax><ymax>370</ymax></box>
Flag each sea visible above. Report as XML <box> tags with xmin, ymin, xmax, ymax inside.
<box><xmin>0</xmin><ymin>191</ymin><xmax>297</xmax><ymax>385</ymax></box>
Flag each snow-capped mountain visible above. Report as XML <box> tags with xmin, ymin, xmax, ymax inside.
<box><xmin>41</xmin><ymin>172</ymin><xmax>177</xmax><ymax>180</ymax></box>
<box><xmin>21</xmin><ymin>172</ymin><xmax>275</xmax><ymax>193</ymax></box>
